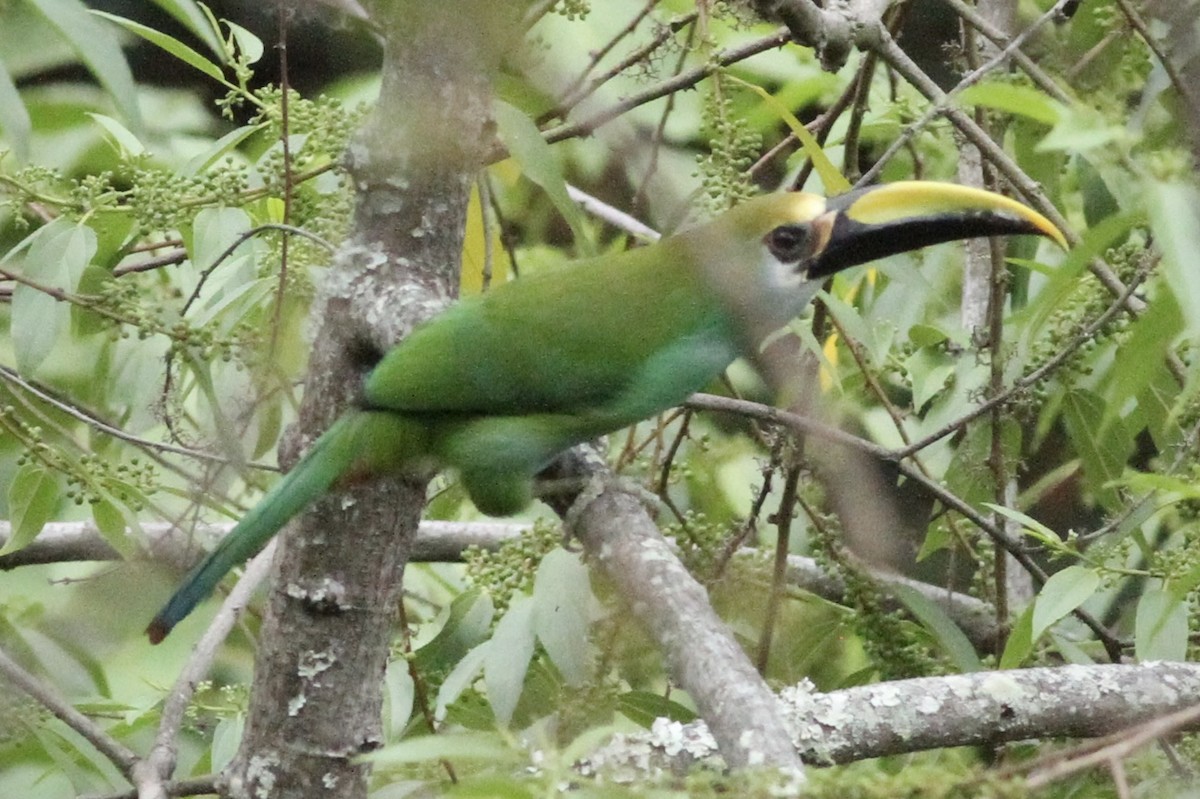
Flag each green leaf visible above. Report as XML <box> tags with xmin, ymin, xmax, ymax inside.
<box><xmin>982</xmin><ymin>503</ymin><xmax>1061</xmax><ymax>549</ymax></box>
<box><xmin>1061</xmin><ymin>389</ymin><xmax>1132</xmax><ymax>508</ymax></box>
<box><xmin>1049</xmin><ymin>632</ymin><xmax>1096</xmax><ymax>665</ymax></box>
<box><xmin>915</xmin><ymin>521</ymin><xmax>953</xmax><ymax>562</ymax></box>
<box><xmin>147</xmin><ymin>0</ymin><xmax>224</xmax><ymax>55</ymax></box>
<box><xmin>0</xmin><ymin>59</ymin><xmax>32</xmax><ymax>162</ymax></box>
<box><xmin>366</xmin><ymin>731</ymin><xmax>517</xmax><ymax>767</ymax></box>
<box><xmin>383</xmin><ymin>659</ymin><xmax>415</xmax><ymax>739</ymax></box>
<box><xmin>11</xmin><ymin>283</ymin><xmax>63</xmax><ymax>376</ymax></box>
<box><xmin>90</xmin><ymin>499</ymin><xmax>128</xmax><ymax>546</ymax></box>
<box><xmin>1031</xmin><ymin>565</ymin><xmax>1099</xmax><ymax>640</ymax></box>
<box><xmin>907</xmin><ymin>323</ymin><xmax>949</xmax><ymax>348</ymax></box>
<box><xmin>1118</xmin><ymin>467</ymin><xmax>1200</xmax><ymax>499</ymax></box>
<box><xmin>445</xmin><ymin>776</ymin><xmax>538</xmax><ymax>799</ymax></box>
<box><xmin>73</xmin><ymin>265</ymin><xmax>115</xmax><ymax>336</ymax></box>
<box><xmin>36</xmin><ymin>719</ymin><xmax>126</xmax><ymax>787</ymax></box>
<box><xmin>210</xmin><ymin>714</ymin><xmax>244</xmax><ymax>771</ymax></box>
<box><xmin>253</xmin><ymin>400</ymin><xmax>284</xmax><ymax>461</ymax></box>
<box><xmin>190</xmin><ymin>206</ymin><xmax>254</xmax><ymax>271</ymax></box>
<box><xmin>1037</xmin><ymin>105</ymin><xmax>1124</xmax><ymax>153</ymax></box>
<box><xmin>1138</xmin><ymin>368</ymin><xmax>1183</xmax><ymax>454</ymax></box>
<box><xmin>999</xmin><ymin>605</ymin><xmax>1034</xmax><ymax>669</ymax></box>
<box><xmin>186</xmin><ymin>207</ymin><xmax>257</xmax><ymax>317</ymax></box>
<box><xmin>724</xmin><ymin>73</ymin><xmax>849</xmax><ymax>194</ymax></box>
<box><xmin>1101</xmin><ymin>288</ymin><xmax>1182</xmax><ymax>435</ymax></box>
<box><xmin>11</xmin><ymin>220</ymin><xmax>97</xmax><ymax>375</ymax></box>
<box><xmin>1170</xmin><ymin>557</ymin><xmax>1200</xmax><ymax>605</ymax></box>
<box><xmin>90</xmin><ymin>211</ymin><xmax>137</xmax><ymax>267</ymax></box>
<box><xmin>27</xmin><ymin>0</ymin><xmax>142</xmax><ymax>130</ymax></box>
<box><xmin>24</xmin><ymin>218</ymin><xmax>95</xmax><ymax>290</ymax></box>
<box><xmin>1011</xmin><ymin>116</ymin><xmax>1064</xmax><ymax>206</ymax></box>
<box><xmin>415</xmin><ymin>589</ymin><xmax>494</xmax><ymax>673</ymax></box>
<box><xmin>904</xmin><ymin>347</ymin><xmax>954</xmax><ymax>412</ymax></box>
<box><xmin>1017</xmin><ymin>210</ymin><xmax>1141</xmax><ymax>339</ymax></box>
<box><xmin>4</xmin><ymin>464</ymin><xmax>61</xmax><ymax>554</ymax></box>
<box><xmin>181</xmin><ymin>123</ymin><xmax>265</xmax><ymax>177</ymax></box>
<box><xmin>1005</xmin><ymin>256</ymin><xmax>1054</xmax><ymax>278</ymax></box>
<box><xmin>1076</xmin><ymin>156</ymin><xmax>1120</xmax><ymax>229</ymax></box>
<box><xmin>959</xmin><ymin>81</ymin><xmax>1064</xmax><ymax>126</ymax></box>
<box><xmin>891</xmin><ymin>584</ymin><xmax>982</xmax><ymax>672</ymax></box>
<box><xmin>484</xmin><ymin>596</ymin><xmax>535</xmax><ymax>726</ymax></box>
<box><xmin>1134</xmin><ymin>585</ymin><xmax>1188</xmax><ymax>662</ymax></box>
<box><xmin>87</xmin><ymin>112</ymin><xmax>145</xmax><ymax>156</ymax></box>
<box><xmin>90</xmin><ymin>9</ymin><xmax>225</xmax><ymax>81</ymax></box>
<box><xmin>191</xmin><ymin>275</ymin><xmax>273</xmax><ymax>331</ymax></box>
<box><xmin>617</xmin><ymin>691</ymin><xmax>698</xmax><ymax>728</ymax></box>
<box><xmin>225</xmin><ymin>21</ymin><xmax>264</xmax><ymax>64</ymax></box>
<box><xmin>532</xmin><ymin>549</ymin><xmax>593</xmax><ymax>686</ymax></box>
<box><xmin>435</xmin><ymin>640</ymin><xmax>489</xmax><ymax>720</ymax></box>
<box><xmin>819</xmin><ymin>289</ymin><xmax>873</xmax><ymax>358</ymax></box>
<box><xmin>1146</xmin><ymin>181</ymin><xmax>1200</xmax><ymax>342</ymax></box>
<box><xmin>494</xmin><ymin>101</ymin><xmax>594</xmax><ymax>256</ymax></box>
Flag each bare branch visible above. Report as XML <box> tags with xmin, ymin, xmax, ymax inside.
<box><xmin>582</xmin><ymin>663</ymin><xmax>1200</xmax><ymax>773</ymax></box>
<box><xmin>540</xmin><ymin>29</ymin><xmax>792</xmax><ymax>147</ymax></box>
<box><xmin>0</xmin><ymin>519</ymin><xmax>527</xmax><ymax>569</ymax></box>
<box><xmin>544</xmin><ymin>446</ymin><xmax>805</xmax><ymax>770</ymax></box>
<box><xmin>2</xmin><ymin>517</ymin><xmax>1000</xmax><ymax>649</ymax></box>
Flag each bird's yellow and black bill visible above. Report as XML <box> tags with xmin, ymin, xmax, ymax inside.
<box><xmin>805</xmin><ymin>181</ymin><xmax>1065</xmax><ymax>278</ymax></box>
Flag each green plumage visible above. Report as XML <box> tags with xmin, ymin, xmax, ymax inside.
<box><xmin>148</xmin><ymin>184</ymin><xmax>1063</xmax><ymax>641</ymax></box>
<box><xmin>147</xmin><ymin>208</ymin><xmax>750</xmax><ymax>641</ymax></box>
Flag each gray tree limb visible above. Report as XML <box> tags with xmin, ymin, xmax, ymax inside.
<box><xmin>582</xmin><ymin>663</ymin><xmax>1200</xmax><ymax>776</ymax></box>
<box><xmin>218</xmin><ymin>3</ymin><xmax>515</xmax><ymax>796</ymax></box>
<box><xmin>0</xmin><ymin>519</ymin><xmax>1000</xmax><ymax>650</ymax></box>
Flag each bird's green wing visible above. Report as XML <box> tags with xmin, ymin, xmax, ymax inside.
<box><xmin>363</xmin><ymin>240</ymin><xmax>737</xmax><ymax>419</ymax></box>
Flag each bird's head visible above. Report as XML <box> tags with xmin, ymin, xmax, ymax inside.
<box><xmin>691</xmin><ymin>181</ymin><xmax>1066</xmax><ymax>336</ymax></box>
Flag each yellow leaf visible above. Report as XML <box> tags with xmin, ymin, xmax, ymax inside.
<box><xmin>460</xmin><ymin>183</ymin><xmax>511</xmax><ymax>295</ymax></box>
<box><xmin>264</xmin><ymin>197</ymin><xmax>285</xmax><ymax>223</ymax></box>
<box><xmin>820</xmin><ymin>332</ymin><xmax>840</xmax><ymax>392</ymax></box>
<box><xmin>723</xmin><ymin>73</ymin><xmax>850</xmax><ymax>194</ymax></box>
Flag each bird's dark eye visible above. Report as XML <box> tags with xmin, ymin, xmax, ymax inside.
<box><xmin>764</xmin><ymin>224</ymin><xmax>810</xmax><ymax>263</ymax></box>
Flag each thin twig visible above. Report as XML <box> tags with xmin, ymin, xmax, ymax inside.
<box><xmin>685</xmin><ymin>393</ymin><xmax>1126</xmax><ymax>659</ymax></box>
<box><xmin>687</xmin><ymin>393</ymin><xmax>895</xmax><ymax>459</ymax></box>
<box><xmin>894</xmin><ymin>252</ymin><xmax>1157</xmax><ymax>459</ymax></box>
<box><xmin>0</xmin><ymin>645</ymin><xmax>138</xmax><ymax>775</ymax></box>
<box><xmin>178</xmin><ymin>223</ymin><xmax>336</xmax><ymax>318</ymax></box>
<box><xmin>756</xmin><ymin>460</ymin><xmax>800</xmax><ymax>673</ymax></box>
<box><xmin>543</xmin><ymin>2</ymin><xmax>689</xmax><ymax>123</ymax></box>
<box><xmin>939</xmin><ymin>0</ymin><xmax>1072</xmax><ymax>103</ymax></box>
<box><xmin>268</xmin><ymin>1</ymin><xmax>296</xmax><ymax>361</ymax></box>
<box><xmin>111</xmin><ymin>248</ymin><xmax>188</xmax><ymax>276</ymax></box>
<box><xmin>0</xmin><ymin>364</ymin><xmax>278</xmax><ymax>469</ymax></box>
<box><xmin>1112</xmin><ymin>0</ymin><xmax>1200</xmax><ymax>120</ymax></box>
<box><xmin>566</xmin><ymin>183</ymin><xmax>660</xmax><ymax>241</ymax></box>
<box><xmin>858</xmin><ymin>0</ymin><xmax>1064</xmax><ymax>187</ymax></box>
<box><xmin>136</xmin><ymin>540</ymin><xmax>279</xmax><ymax>788</ymax></box>
<box><xmin>1024</xmin><ymin>702</ymin><xmax>1200</xmax><ymax>789</ymax></box>
<box><xmin>541</xmin><ymin>28</ymin><xmax>791</xmax><ymax>146</ymax></box>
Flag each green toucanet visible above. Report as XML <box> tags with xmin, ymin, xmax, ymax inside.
<box><xmin>147</xmin><ymin>181</ymin><xmax>1064</xmax><ymax>642</ymax></box>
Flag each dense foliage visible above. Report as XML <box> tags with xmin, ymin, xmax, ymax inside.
<box><xmin>0</xmin><ymin>0</ymin><xmax>1198</xmax><ymax>796</ymax></box>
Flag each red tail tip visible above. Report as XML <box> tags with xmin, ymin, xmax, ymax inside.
<box><xmin>146</xmin><ymin>619</ymin><xmax>169</xmax><ymax>645</ymax></box>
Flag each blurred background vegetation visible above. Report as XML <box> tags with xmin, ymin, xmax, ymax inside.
<box><xmin>1</xmin><ymin>0</ymin><xmax>1199</xmax><ymax>796</ymax></box>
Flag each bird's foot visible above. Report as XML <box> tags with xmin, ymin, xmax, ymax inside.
<box><xmin>537</xmin><ymin>475</ymin><xmax>662</xmax><ymax>546</ymax></box>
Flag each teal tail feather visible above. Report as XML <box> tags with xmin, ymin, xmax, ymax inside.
<box><xmin>146</xmin><ymin>412</ymin><xmax>422</xmax><ymax>643</ymax></box>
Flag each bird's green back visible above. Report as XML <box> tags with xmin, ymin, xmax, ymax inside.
<box><xmin>363</xmin><ymin>233</ymin><xmax>742</xmax><ymax>421</ymax></box>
